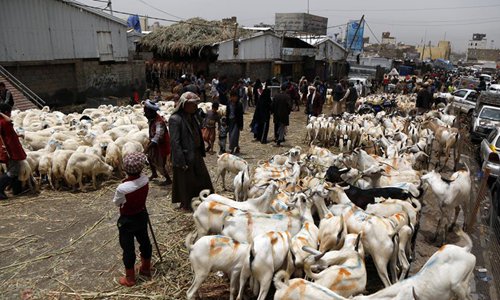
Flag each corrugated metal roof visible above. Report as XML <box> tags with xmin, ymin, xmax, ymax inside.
<box><xmin>298</xmin><ymin>36</ymin><xmax>346</xmax><ymax>52</ymax></box>
<box><xmin>62</xmin><ymin>0</ymin><xmax>127</xmax><ymax>26</ymax></box>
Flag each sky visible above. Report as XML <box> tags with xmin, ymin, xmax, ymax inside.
<box><xmin>79</xmin><ymin>0</ymin><xmax>500</xmax><ymax>53</ymax></box>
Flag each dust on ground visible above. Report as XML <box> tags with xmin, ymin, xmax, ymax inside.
<box><xmin>0</xmin><ymin>105</ymin><xmax>488</xmax><ymax>299</ymax></box>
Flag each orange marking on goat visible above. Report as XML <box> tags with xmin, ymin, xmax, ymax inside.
<box><xmin>282</xmin><ymin>280</ymin><xmax>306</xmax><ymax>300</ymax></box>
<box><xmin>305</xmin><ymin>222</ymin><xmax>310</xmax><ymax>231</ymax></box>
<box><xmin>209</xmin><ymin>238</ymin><xmax>223</xmax><ymax>256</ymax></box>
<box><xmin>338</xmin><ymin>268</ymin><xmax>351</xmax><ymax>277</ymax></box>
<box><xmin>267</xmin><ymin>232</ymin><xmax>279</xmax><ymax>245</ymax></box>
<box><xmin>329</xmin><ymin>268</ymin><xmax>354</xmax><ymax>291</ymax></box>
<box><xmin>297</xmin><ymin>236</ymin><xmax>308</xmax><ymax>244</ymax></box>
<box><xmin>438</xmin><ymin>245</ymin><xmax>447</xmax><ymax>252</ymax></box>
<box><xmin>208</xmin><ymin>201</ymin><xmax>223</xmax><ymax>214</ymax></box>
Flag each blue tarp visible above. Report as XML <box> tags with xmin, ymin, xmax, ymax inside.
<box><xmin>127</xmin><ymin>15</ymin><xmax>141</xmax><ymax>33</ymax></box>
<box><xmin>345</xmin><ymin>20</ymin><xmax>365</xmax><ymax>52</ymax></box>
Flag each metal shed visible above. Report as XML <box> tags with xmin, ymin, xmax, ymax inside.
<box><xmin>0</xmin><ymin>0</ymin><xmax>128</xmax><ymax>62</ymax></box>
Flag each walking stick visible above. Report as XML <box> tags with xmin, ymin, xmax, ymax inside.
<box><xmin>146</xmin><ymin>210</ymin><xmax>163</xmax><ymax>262</ymax></box>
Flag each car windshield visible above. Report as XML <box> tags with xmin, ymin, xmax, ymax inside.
<box><xmin>479</xmin><ymin>108</ymin><xmax>500</xmax><ymax>121</ymax></box>
<box><xmin>496</xmin><ymin>135</ymin><xmax>500</xmax><ymax>148</ymax></box>
<box><xmin>454</xmin><ymin>90</ymin><xmax>466</xmax><ymax>97</ymax></box>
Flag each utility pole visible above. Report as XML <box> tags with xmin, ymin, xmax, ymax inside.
<box><xmin>307</xmin><ymin>0</ymin><xmax>310</xmax><ymax>14</ymax></box>
<box><xmin>344</xmin><ymin>15</ymin><xmax>365</xmax><ymax>60</ymax></box>
<box><xmin>428</xmin><ymin>40</ymin><xmax>432</xmax><ymax>60</ymax></box>
<box><xmin>233</xmin><ymin>22</ymin><xmax>239</xmax><ymax>56</ymax></box>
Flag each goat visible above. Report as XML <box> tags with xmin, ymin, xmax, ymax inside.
<box><xmin>332</xmin><ymin>183</ymin><xmax>414</xmax><ymax>210</ymax></box>
<box><xmin>216</xmin><ymin>153</ymin><xmax>248</xmax><ymax>190</ymax></box>
<box><xmin>303</xmin><ymin>233</ymin><xmax>366</xmax><ymax>297</ymax></box>
<box><xmin>329</xmin><ymin>186</ymin><xmax>409</xmax><ymax>287</ymax></box>
<box><xmin>274</xmin><ymin>270</ymin><xmax>350</xmax><ymax>300</ymax></box>
<box><xmin>185</xmin><ymin>234</ymin><xmax>249</xmax><ymax>300</ymax></box>
<box><xmin>237</xmin><ymin>231</ymin><xmax>293</xmax><ymax>300</ymax></box>
<box><xmin>422</xmin><ymin>119</ymin><xmax>460</xmax><ymax>171</ymax></box>
<box><xmin>421</xmin><ymin>165</ymin><xmax>471</xmax><ymax>245</ymax></box>
<box><xmin>353</xmin><ymin>229</ymin><xmax>475</xmax><ymax>300</ymax></box>
<box><xmin>221</xmin><ymin>193</ymin><xmax>312</xmax><ymax>243</ymax></box>
<box><xmin>233</xmin><ymin>166</ymin><xmax>251</xmax><ymax>201</ymax></box>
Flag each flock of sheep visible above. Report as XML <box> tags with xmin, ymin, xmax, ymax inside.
<box><xmin>12</xmin><ymin>101</ymin><xmax>223</xmax><ymax>192</ymax></box>
<box><xmin>185</xmin><ymin>103</ymin><xmax>475</xmax><ymax>300</ymax></box>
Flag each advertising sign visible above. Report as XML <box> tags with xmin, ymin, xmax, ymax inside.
<box><xmin>345</xmin><ymin>20</ymin><xmax>365</xmax><ymax>52</ymax></box>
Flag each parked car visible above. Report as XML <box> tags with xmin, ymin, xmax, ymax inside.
<box><xmin>471</xmin><ymin>105</ymin><xmax>500</xmax><ymax>142</ymax></box>
<box><xmin>447</xmin><ymin>89</ymin><xmax>479</xmax><ymax>114</ymax></box>
<box><xmin>479</xmin><ymin>127</ymin><xmax>500</xmax><ymax>178</ymax></box>
<box><xmin>489</xmin><ymin>84</ymin><xmax>500</xmax><ymax>93</ymax></box>
<box><xmin>348</xmin><ymin>77</ymin><xmax>371</xmax><ymax>96</ymax></box>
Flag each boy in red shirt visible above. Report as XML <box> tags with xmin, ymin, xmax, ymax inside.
<box><xmin>113</xmin><ymin>152</ymin><xmax>153</xmax><ymax>286</ymax></box>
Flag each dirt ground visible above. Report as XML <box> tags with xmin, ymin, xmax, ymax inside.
<box><xmin>0</xmin><ymin>104</ymin><xmax>481</xmax><ymax>299</ymax></box>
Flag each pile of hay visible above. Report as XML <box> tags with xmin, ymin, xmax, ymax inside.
<box><xmin>141</xmin><ymin>17</ymin><xmax>250</xmax><ymax>57</ymax></box>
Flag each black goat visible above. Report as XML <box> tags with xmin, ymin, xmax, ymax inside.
<box><xmin>325</xmin><ymin>166</ymin><xmax>351</xmax><ymax>183</ymax></box>
<box><xmin>341</xmin><ymin>184</ymin><xmax>412</xmax><ymax>210</ymax></box>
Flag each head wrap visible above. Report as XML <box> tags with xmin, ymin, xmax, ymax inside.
<box><xmin>172</xmin><ymin>92</ymin><xmax>200</xmax><ymax>113</ymax></box>
<box><xmin>123</xmin><ymin>152</ymin><xmax>148</xmax><ymax>175</ymax></box>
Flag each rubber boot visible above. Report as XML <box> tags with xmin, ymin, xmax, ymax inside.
<box><xmin>11</xmin><ymin>178</ymin><xmax>24</xmax><ymax>195</ymax></box>
<box><xmin>0</xmin><ymin>174</ymin><xmax>12</xmax><ymax>200</ymax></box>
<box><xmin>138</xmin><ymin>257</ymin><xmax>152</xmax><ymax>278</ymax></box>
<box><xmin>118</xmin><ymin>268</ymin><xmax>136</xmax><ymax>287</ymax></box>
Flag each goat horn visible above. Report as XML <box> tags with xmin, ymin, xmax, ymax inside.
<box><xmin>302</xmin><ymin>246</ymin><xmax>322</xmax><ymax>256</ymax></box>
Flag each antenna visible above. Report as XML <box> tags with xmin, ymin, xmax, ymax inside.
<box><xmin>108</xmin><ymin>0</ymin><xmax>113</xmax><ymax>15</ymax></box>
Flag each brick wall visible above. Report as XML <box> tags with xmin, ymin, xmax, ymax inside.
<box><xmin>5</xmin><ymin>63</ymin><xmax>77</xmax><ymax>106</ymax></box>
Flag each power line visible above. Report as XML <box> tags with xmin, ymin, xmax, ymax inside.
<box><xmin>368</xmin><ymin>16</ymin><xmax>500</xmax><ymax>24</ymax></box>
<box><xmin>369</xmin><ymin>19</ymin><xmax>500</xmax><ymax>27</ymax></box>
<box><xmin>136</xmin><ymin>0</ymin><xmax>184</xmax><ymax>20</ymax></box>
<box><xmin>68</xmin><ymin>2</ymin><xmax>199</xmax><ymax>25</ymax></box>
<box><xmin>311</xmin><ymin>3</ymin><xmax>500</xmax><ymax>12</ymax></box>
<box><xmin>364</xmin><ymin>20</ymin><xmax>380</xmax><ymax>44</ymax></box>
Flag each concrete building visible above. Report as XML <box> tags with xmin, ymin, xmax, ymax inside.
<box><xmin>381</xmin><ymin>32</ymin><xmax>396</xmax><ymax>45</ymax></box>
<box><xmin>468</xmin><ymin>33</ymin><xmax>488</xmax><ymax>50</ymax></box>
<box><xmin>0</xmin><ymin>0</ymin><xmax>144</xmax><ymax>107</ymax></box>
<box><xmin>417</xmin><ymin>41</ymin><xmax>451</xmax><ymax>60</ymax></box>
